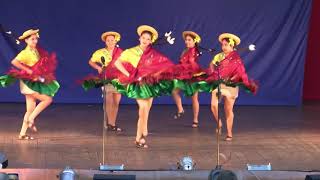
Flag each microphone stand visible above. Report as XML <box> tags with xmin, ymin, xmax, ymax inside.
<box><xmin>215</xmin><ymin>60</ymin><xmax>222</xmax><ymax>170</ymax></box>
<box><xmin>100</xmin><ymin>56</ymin><xmax>108</xmax><ymax>167</ymax></box>
<box><xmin>99</xmin><ymin>55</ymin><xmax>124</xmax><ymax>171</ymax></box>
<box><xmin>208</xmin><ymin>45</ymin><xmax>256</xmax><ymax>178</ymax></box>
<box><xmin>198</xmin><ymin>48</ymin><xmax>223</xmax><ymax>171</ymax></box>
<box><xmin>207</xmin><ymin>51</ymin><xmax>224</xmax><ymax>179</ymax></box>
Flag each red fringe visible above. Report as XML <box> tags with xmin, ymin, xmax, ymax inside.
<box><xmin>161</xmin><ymin>47</ymin><xmax>205</xmax><ymax>80</ymax></box>
<box><xmin>7</xmin><ymin>46</ymin><xmax>57</xmax><ymax>84</ymax></box>
<box><xmin>117</xmin><ymin>46</ymin><xmax>175</xmax><ymax>84</ymax></box>
<box><xmin>205</xmin><ymin>51</ymin><xmax>258</xmax><ymax>94</ymax></box>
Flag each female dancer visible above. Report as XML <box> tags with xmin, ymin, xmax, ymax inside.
<box><xmin>114</xmin><ymin>25</ymin><xmax>174</xmax><ymax>148</ymax></box>
<box><xmin>0</xmin><ymin>29</ymin><xmax>60</xmax><ymax>140</ymax></box>
<box><xmin>86</xmin><ymin>31</ymin><xmax>123</xmax><ymax>131</ymax></box>
<box><xmin>207</xmin><ymin>33</ymin><xmax>257</xmax><ymax>141</ymax></box>
<box><xmin>171</xmin><ymin>31</ymin><xmax>204</xmax><ymax>128</ymax></box>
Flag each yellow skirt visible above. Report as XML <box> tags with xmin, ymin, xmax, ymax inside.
<box><xmin>20</xmin><ymin>80</ymin><xmax>36</xmax><ymax>95</ymax></box>
<box><xmin>212</xmin><ymin>84</ymin><xmax>239</xmax><ymax>99</ymax></box>
<box><xmin>101</xmin><ymin>84</ymin><xmax>119</xmax><ymax>94</ymax></box>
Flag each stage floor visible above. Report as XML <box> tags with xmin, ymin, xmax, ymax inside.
<box><xmin>0</xmin><ymin>102</ymin><xmax>320</xmax><ymax>171</ymax></box>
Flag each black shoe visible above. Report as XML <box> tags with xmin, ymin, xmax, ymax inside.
<box><xmin>174</xmin><ymin>111</ymin><xmax>185</xmax><ymax>119</ymax></box>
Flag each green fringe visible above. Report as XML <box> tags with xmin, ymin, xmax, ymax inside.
<box><xmin>81</xmin><ymin>79</ymin><xmax>112</xmax><ymax>91</ymax></box>
<box><xmin>111</xmin><ymin>80</ymin><xmax>173</xmax><ymax>99</ymax></box>
<box><xmin>23</xmin><ymin>80</ymin><xmax>60</xmax><ymax>97</ymax></box>
<box><xmin>201</xmin><ymin>80</ymin><xmax>254</xmax><ymax>94</ymax></box>
<box><xmin>0</xmin><ymin>75</ymin><xmax>17</xmax><ymax>88</ymax></box>
<box><xmin>0</xmin><ymin>74</ymin><xmax>60</xmax><ymax>97</ymax></box>
<box><xmin>83</xmin><ymin>79</ymin><xmax>254</xmax><ymax>98</ymax></box>
<box><xmin>172</xmin><ymin>79</ymin><xmax>212</xmax><ymax>97</ymax></box>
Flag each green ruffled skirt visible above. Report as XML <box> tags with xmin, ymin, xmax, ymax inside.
<box><xmin>111</xmin><ymin>80</ymin><xmax>173</xmax><ymax>99</ymax></box>
<box><xmin>79</xmin><ymin>77</ymin><xmax>255</xmax><ymax>99</ymax></box>
<box><xmin>172</xmin><ymin>79</ymin><xmax>255</xmax><ymax>96</ymax></box>
<box><xmin>81</xmin><ymin>79</ymin><xmax>111</xmax><ymax>91</ymax></box>
<box><xmin>0</xmin><ymin>75</ymin><xmax>60</xmax><ymax>97</ymax></box>
<box><xmin>172</xmin><ymin>79</ymin><xmax>212</xmax><ymax>96</ymax></box>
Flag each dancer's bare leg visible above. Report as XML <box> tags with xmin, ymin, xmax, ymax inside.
<box><xmin>27</xmin><ymin>93</ymin><xmax>52</xmax><ymax>126</ymax></box>
<box><xmin>191</xmin><ymin>91</ymin><xmax>199</xmax><ymax>126</ymax></box>
<box><xmin>19</xmin><ymin>94</ymin><xmax>36</xmax><ymax>136</ymax></box>
<box><xmin>142</xmin><ymin>98</ymin><xmax>153</xmax><ymax>136</ymax></box>
<box><xmin>224</xmin><ymin>97</ymin><xmax>236</xmax><ymax>138</ymax></box>
<box><xmin>172</xmin><ymin>89</ymin><xmax>184</xmax><ymax>114</ymax></box>
<box><xmin>105</xmin><ymin>92</ymin><xmax>114</xmax><ymax>125</ymax></box>
<box><xmin>136</xmin><ymin>98</ymin><xmax>150</xmax><ymax>144</ymax></box>
<box><xmin>109</xmin><ymin>93</ymin><xmax>121</xmax><ymax>126</ymax></box>
<box><xmin>211</xmin><ymin>91</ymin><xmax>222</xmax><ymax>129</ymax></box>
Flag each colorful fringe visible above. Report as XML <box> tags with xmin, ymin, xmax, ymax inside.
<box><xmin>0</xmin><ymin>74</ymin><xmax>60</xmax><ymax>97</ymax></box>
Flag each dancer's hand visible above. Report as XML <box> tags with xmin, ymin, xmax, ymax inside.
<box><xmin>26</xmin><ymin>69</ymin><xmax>33</xmax><ymax>75</ymax></box>
<box><xmin>97</xmin><ymin>67</ymin><xmax>103</xmax><ymax>74</ymax></box>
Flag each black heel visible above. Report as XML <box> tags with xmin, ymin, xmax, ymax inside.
<box><xmin>135</xmin><ymin>135</ymin><xmax>148</xmax><ymax>148</ymax></box>
<box><xmin>27</xmin><ymin>121</ymin><xmax>37</xmax><ymax>132</ymax></box>
<box><xmin>225</xmin><ymin>136</ymin><xmax>233</xmax><ymax>141</ymax></box>
<box><xmin>174</xmin><ymin>111</ymin><xmax>185</xmax><ymax>119</ymax></box>
<box><xmin>192</xmin><ymin>122</ymin><xmax>199</xmax><ymax>128</ymax></box>
<box><xmin>107</xmin><ymin>124</ymin><xmax>122</xmax><ymax>132</ymax></box>
<box><xmin>18</xmin><ymin>134</ymin><xmax>34</xmax><ymax>140</ymax></box>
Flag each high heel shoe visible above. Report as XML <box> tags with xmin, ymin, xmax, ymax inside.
<box><xmin>27</xmin><ymin>121</ymin><xmax>37</xmax><ymax>132</ymax></box>
<box><xmin>135</xmin><ymin>135</ymin><xmax>148</xmax><ymax>148</ymax></box>
<box><xmin>174</xmin><ymin>111</ymin><xmax>185</xmax><ymax>119</ymax></box>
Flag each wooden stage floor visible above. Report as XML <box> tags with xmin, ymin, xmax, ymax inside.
<box><xmin>0</xmin><ymin>102</ymin><xmax>320</xmax><ymax>171</ymax></box>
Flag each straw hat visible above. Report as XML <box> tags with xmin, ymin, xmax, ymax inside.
<box><xmin>137</xmin><ymin>25</ymin><xmax>158</xmax><ymax>43</ymax></box>
<box><xmin>101</xmin><ymin>31</ymin><xmax>121</xmax><ymax>42</ymax></box>
<box><xmin>182</xmin><ymin>31</ymin><xmax>201</xmax><ymax>43</ymax></box>
<box><xmin>218</xmin><ymin>33</ymin><xmax>241</xmax><ymax>46</ymax></box>
<box><xmin>18</xmin><ymin>29</ymin><xmax>39</xmax><ymax>40</ymax></box>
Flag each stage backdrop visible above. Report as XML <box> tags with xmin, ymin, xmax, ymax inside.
<box><xmin>303</xmin><ymin>0</ymin><xmax>320</xmax><ymax>100</ymax></box>
<box><xmin>0</xmin><ymin>0</ymin><xmax>312</xmax><ymax>105</ymax></box>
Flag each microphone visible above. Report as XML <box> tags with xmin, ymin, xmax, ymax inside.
<box><xmin>0</xmin><ymin>24</ymin><xmax>21</xmax><ymax>45</ymax></box>
<box><xmin>235</xmin><ymin>44</ymin><xmax>256</xmax><ymax>52</ymax></box>
<box><xmin>198</xmin><ymin>46</ymin><xmax>216</xmax><ymax>55</ymax></box>
<box><xmin>101</xmin><ymin>56</ymin><xmax>105</xmax><ymax>66</ymax></box>
<box><xmin>100</xmin><ymin>56</ymin><xmax>107</xmax><ymax>80</ymax></box>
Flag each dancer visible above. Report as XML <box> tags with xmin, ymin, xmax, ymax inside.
<box><xmin>114</xmin><ymin>25</ymin><xmax>174</xmax><ymax>148</ymax></box>
<box><xmin>85</xmin><ymin>31</ymin><xmax>123</xmax><ymax>131</ymax></box>
<box><xmin>0</xmin><ymin>29</ymin><xmax>60</xmax><ymax>140</ymax></box>
<box><xmin>171</xmin><ymin>31</ymin><xmax>204</xmax><ymax>128</ymax></box>
<box><xmin>207</xmin><ymin>33</ymin><xmax>257</xmax><ymax>141</ymax></box>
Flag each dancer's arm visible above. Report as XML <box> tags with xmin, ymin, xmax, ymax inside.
<box><xmin>208</xmin><ymin>62</ymin><xmax>215</xmax><ymax>74</ymax></box>
<box><xmin>114</xmin><ymin>59</ymin><xmax>130</xmax><ymax>77</ymax></box>
<box><xmin>11</xmin><ymin>59</ymin><xmax>33</xmax><ymax>75</ymax></box>
<box><xmin>88</xmin><ymin>59</ymin><xmax>103</xmax><ymax>74</ymax></box>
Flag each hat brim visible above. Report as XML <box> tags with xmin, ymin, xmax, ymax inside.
<box><xmin>137</xmin><ymin>25</ymin><xmax>158</xmax><ymax>42</ymax></box>
<box><xmin>218</xmin><ymin>33</ymin><xmax>241</xmax><ymax>46</ymax></box>
<box><xmin>18</xmin><ymin>29</ymin><xmax>39</xmax><ymax>40</ymax></box>
<box><xmin>182</xmin><ymin>31</ymin><xmax>201</xmax><ymax>43</ymax></box>
<box><xmin>101</xmin><ymin>31</ymin><xmax>121</xmax><ymax>42</ymax></box>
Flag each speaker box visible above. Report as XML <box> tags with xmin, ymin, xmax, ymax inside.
<box><xmin>305</xmin><ymin>175</ymin><xmax>320</xmax><ymax>180</ymax></box>
<box><xmin>0</xmin><ymin>173</ymin><xmax>18</xmax><ymax>180</ymax></box>
<box><xmin>209</xmin><ymin>169</ymin><xmax>238</xmax><ymax>180</ymax></box>
<box><xmin>0</xmin><ymin>153</ymin><xmax>8</xmax><ymax>169</ymax></box>
<box><xmin>93</xmin><ymin>174</ymin><xmax>135</xmax><ymax>180</ymax></box>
